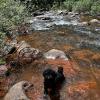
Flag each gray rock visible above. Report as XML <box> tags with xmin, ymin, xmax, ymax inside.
<box><xmin>4</xmin><ymin>81</ymin><xmax>33</xmax><ymax>100</ymax></box>
<box><xmin>3</xmin><ymin>45</ymin><xmax>15</xmax><ymax>55</ymax></box>
<box><xmin>44</xmin><ymin>49</ymin><xmax>68</xmax><ymax>60</ymax></box>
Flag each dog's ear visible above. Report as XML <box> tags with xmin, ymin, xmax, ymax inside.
<box><xmin>58</xmin><ymin>66</ymin><xmax>63</xmax><ymax>73</ymax></box>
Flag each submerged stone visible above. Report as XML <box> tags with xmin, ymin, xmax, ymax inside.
<box><xmin>44</xmin><ymin>49</ymin><xmax>68</xmax><ymax>60</ymax></box>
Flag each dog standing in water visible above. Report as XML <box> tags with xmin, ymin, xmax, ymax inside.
<box><xmin>43</xmin><ymin>67</ymin><xmax>65</xmax><ymax>96</ymax></box>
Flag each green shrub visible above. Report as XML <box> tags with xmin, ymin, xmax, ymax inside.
<box><xmin>0</xmin><ymin>0</ymin><xmax>28</xmax><ymax>53</ymax></box>
<box><xmin>73</xmin><ymin>0</ymin><xmax>93</xmax><ymax>13</ymax></box>
<box><xmin>0</xmin><ymin>32</ymin><xmax>5</xmax><ymax>49</ymax></box>
<box><xmin>91</xmin><ymin>2</ymin><xmax>100</xmax><ymax>15</ymax></box>
<box><xmin>63</xmin><ymin>0</ymin><xmax>74</xmax><ymax>11</ymax></box>
<box><xmin>0</xmin><ymin>0</ymin><xmax>28</xmax><ymax>31</ymax></box>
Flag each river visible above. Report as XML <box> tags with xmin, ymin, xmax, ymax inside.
<box><xmin>2</xmin><ymin>11</ymin><xmax>100</xmax><ymax>100</ymax></box>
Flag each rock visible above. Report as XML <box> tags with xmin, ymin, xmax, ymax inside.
<box><xmin>33</xmin><ymin>12</ymin><xmax>44</xmax><ymax>17</ymax></box>
<box><xmin>90</xmin><ymin>19</ymin><xmax>99</xmax><ymax>24</ymax></box>
<box><xmin>4</xmin><ymin>81</ymin><xmax>33</xmax><ymax>100</ymax></box>
<box><xmin>3</xmin><ymin>40</ymin><xmax>18</xmax><ymax>56</ymax></box>
<box><xmin>4</xmin><ymin>41</ymin><xmax>43</xmax><ymax>64</ymax></box>
<box><xmin>0</xmin><ymin>65</ymin><xmax>9</xmax><ymax>97</ymax></box>
<box><xmin>36</xmin><ymin>16</ymin><xmax>51</xmax><ymax>21</ymax></box>
<box><xmin>57</xmin><ymin>10</ymin><xmax>68</xmax><ymax>15</ymax></box>
<box><xmin>17</xmin><ymin>41</ymin><xmax>31</xmax><ymax>53</ymax></box>
<box><xmin>68</xmin><ymin>12</ymin><xmax>79</xmax><ymax>17</ymax></box>
<box><xmin>44</xmin><ymin>49</ymin><xmax>68</xmax><ymax>60</ymax></box>
<box><xmin>78</xmin><ymin>22</ymin><xmax>89</xmax><ymax>26</ymax></box>
<box><xmin>41</xmin><ymin>17</ymin><xmax>51</xmax><ymax>21</ymax></box>
<box><xmin>18</xmin><ymin>47</ymin><xmax>42</xmax><ymax>64</ymax></box>
<box><xmin>17</xmin><ymin>24</ymin><xmax>29</xmax><ymax>35</ymax></box>
<box><xmin>3</xmin><ymin>45</ymin><xmax>16</xmax><ymax>56</ymax></box>
<box><xmin>17</xmin><ymin>41</ymin><xmax>42</xmax><ymax>64</ymax></box>
<box><xmin>0</xmin><ymin>65</ymin><xmax>7</xmax><ymax>77</ymax></box>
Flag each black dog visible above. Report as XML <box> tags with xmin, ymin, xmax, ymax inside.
<box><xmin>43</xmin><ymin>67</ymin><xmax>65</xmax><ymax>95</ymax></box>
<box><xmin>55</xmin><ymin>67</ymin><xmax>65</xmax><ymax>84</ymax></box>
<box><xmin>43</xmin><ymin>68</ymin><xmax>57</xmax><ymax>95</ymax></box>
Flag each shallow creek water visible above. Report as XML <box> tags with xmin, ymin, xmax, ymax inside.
<box><xmin>2</xmin><ymin>14</ymin><xmax>100</xmax><ymax>100</ymax></box>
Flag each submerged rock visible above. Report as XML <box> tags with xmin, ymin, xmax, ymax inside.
<box><xmin>44</xmin><ymin>49</ymin><xmax>68</xmax><ymax>60</ymax></box>
<box><xmin>4</xmin><ymin>81</ymin><xmax>33</xmax><ymax>100</ymax></box>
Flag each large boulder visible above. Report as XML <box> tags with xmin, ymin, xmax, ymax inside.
<box><xmin>4</xmin><ymin>41</ymin><xmax>42</xmax><ymax>64</ymax></box>
<box><xmin>17</xmin><ymin>41</ymin><xmax>42</xmax><ymax>64</ymax></box>
<box><xmin>44</xmin><ymin>49</ymin><xmax>68</xmax><ymax>60</ymax></box>
<box><xmin>4</xmin><ymin>81</ymin><xmax>33</xmax><ymax>100</ymax></box>
<box><xmin>18</xmin><ymin>47</ymin><xmax>42</xmax><ymax>64</ymax></box>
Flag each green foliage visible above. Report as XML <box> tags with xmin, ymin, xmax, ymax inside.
<box><xmin>0</xmin><ymin>0</ymin><xmax>28</xmax><ymax>31</ymax></box>
<box><xmin>0</xmin><ymin>32</ymin><xmax>5</xmax><ymax>49</ymax></box>
<box><xmin>73</xmin><ymin>0</ymin><xmax>93</xmax><ymax>13</ymax></box>
<box><xmin>19</xmin><ymin>0</ymin><xmax>55</xmax><ymax>11</ymax></box>
<box><xmin>63</xmin><ymin>0</ymin><xmax>74</xmax><ymax>11</ymax></box>
<box><xmin>57</xmin><ymin>0</ymin><xmax>99</xmax><ymax>15</ymax></box>
<box><xmin>91</xmin><ymin>2</ymin><xmax>100</xmax><ymax>15</ymax></box>
<box><xmin>0</xmin><ymin>58</ymin><xmax>6</xmax><ymax>65</ymax></box>
<box><xmin>0</xmin><ymin>0</ymin><xmax>28</xmax><ymax>52</ymax></box>
<box><xmin>18</xmin><ymin>0</ymin><xmax>100</xmax><ymax>16</ymax></box>
<box><xmin>19</xmin><ymin>0</ymin><xmax>66</xmax><ymax>11</ymax></box>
